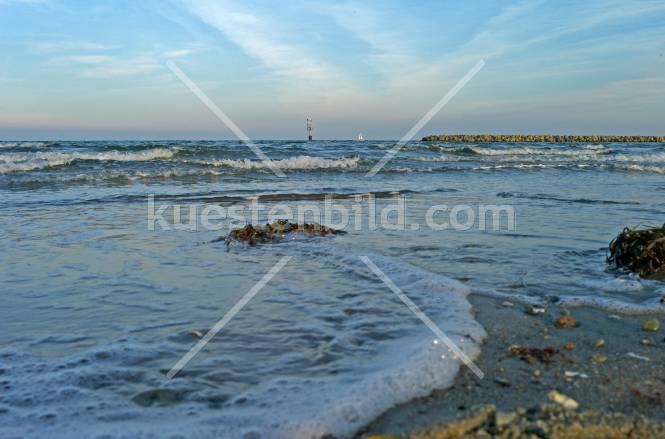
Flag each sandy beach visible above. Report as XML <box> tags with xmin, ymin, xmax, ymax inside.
<box><xmin>361</xmin><ymin>294</ymin><xmax>665</xmax><ymax>438</ymax></box>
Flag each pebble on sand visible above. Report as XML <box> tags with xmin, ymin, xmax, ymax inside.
<box><xmin>555</xmin><ymin>315</ymin><xmax>577</xmax><ymax>328</ymax></box>
<box><xmin>592</xmin><ymin>354</ymin><xmax>608</xmax><ymax>363</ymax></box>
<box><xmin>643</xmin><ymin>319</ymin><xmax>660</xmax><ymax>332</ymax></box>
<box><xmin>548</xmin><ymin>390</ymin><xmax>579</xmax><ymax>410</ymax></box>
<box><xmin>526</xmin><ymin>305</ymin><xmax>546</xmax><ymax>315</ymax></box>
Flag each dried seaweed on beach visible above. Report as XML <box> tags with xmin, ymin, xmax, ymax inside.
<box><xmin>608</xmin><ymin>224</ymin><xmax>665</xmax><ymax>278</ymax></box>
<box><xmin>219</xmin><ymin>219</ymin><xmax>345</xmax><ymax>246</ymax></box>
<box><xmin>508</xmin><ymin>344</ymin><xmax>559</xmax><ymax>364</ymax></box>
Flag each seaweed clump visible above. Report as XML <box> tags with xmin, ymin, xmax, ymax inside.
<box><xmin>508</xmin><ymin>344</ymin><xmax>559</xmax><ymax>364</ymax></box>
<box><xmin>221</xmin><ymin>219</ymin><xmax>345</xmax><ymax>246</ymax></box>
<box><xmin>608</xmin><ymin>224</ymin><xmax>665</xmax><ymax>278</ymax></box>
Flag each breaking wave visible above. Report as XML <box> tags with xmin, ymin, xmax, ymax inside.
<box><xmin>445</xmin><ymin>145</ymin><xmax>610</xmax><ymax>157</ymax></box>
<box><xmin>0</xmin><ymin>148</ymin><xmax>178</xmax><ymax>173</ymax></box>
<box><xmin>613</xmin><ymin>164</ymin><xmax>665</xmax><ymax>174</ymax></box>
<box><xmin>192</xmin><ymin>155</ymin><xmax>361</xmax><ymax>171</ymax></box>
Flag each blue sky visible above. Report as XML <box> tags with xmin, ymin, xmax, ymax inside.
<box><xmin>0</xmin><ymin>0</ymin><xmax>664</xmax><ymax>140</ymax></box>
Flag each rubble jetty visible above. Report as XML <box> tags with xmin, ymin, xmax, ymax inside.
<box><xmin>422</xmin><ymin>134</ymin><xmax>665</xmax><ymax>143</ymax></box>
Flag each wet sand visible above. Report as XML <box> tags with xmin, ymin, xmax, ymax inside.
<box><xmin>359</xmin><ymin>295</ymin><xmax>665</xmax><ymax>438</ymax></box>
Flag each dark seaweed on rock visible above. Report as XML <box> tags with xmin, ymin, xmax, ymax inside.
<box><xmin>220</xmin><ymin>219</ymin><xmax>345</xmax><ymax>246</ymax></box>
<box><xmin>608</xmin><ymin>224</ymin><xmax>665</xmax><ymax>278</ymax></box>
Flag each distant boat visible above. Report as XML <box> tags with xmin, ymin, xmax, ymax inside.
<box><xmin>357</xmin><ymin>133</ymin><xmax>364</xmax><ymax>141</ymax></box>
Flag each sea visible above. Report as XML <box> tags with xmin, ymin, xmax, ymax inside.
<box><xmin>1</xmin><ymin>139</ymin><xmax>664</xmax><ymax>438</ymax></box>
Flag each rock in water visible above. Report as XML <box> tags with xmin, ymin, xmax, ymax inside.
<box><xmin>220</xmin><ymin>219</ymin><xmax>345</xmax><ymax>246</ymax></box>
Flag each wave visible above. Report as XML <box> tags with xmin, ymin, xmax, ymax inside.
<box><xmin>191</xmin><ymin>155</ymin><xmax>361</xmax><ymax>171</ymax></box>
<box><xmin>469</xmin><ymin>163</ymin><xmax>665</xmax><ymax>175</ymax></box>
<box><xmin>410</xmin><ymin>155</ymin><xmax>456</xmax><ymax>162</ymax></box>
<box><xmin>613</xmin><ymin>164</ymin><xmax>665</xmax><ymax>174</ymax></box>
<box><xmin>445</xmin><ymin>145</ymin><xmax>609</xmax><ymax>157</ymax></box>
<box><xmin>497</xmin><ymin>191</ymin><xmax>639</xmax><ymax>205</ymax></box>
<box><xmin>611</xmin><ymin>152</ymin><xmax>665</xmax><ymax>163</ymax></box>
<box><xmin>0</xmin><ymin>141</ymin><xmax>57</xmax><ymax>149</ymax></box>
<box><xmin>0</xmin><ymin>148</ymin><xmax>178</xmax><ymax>173</ymax></box>
<box><xmin>0</xmin><ymin>246</ymin><xmax>486</xmax><ymax>439</ymax></box>
<box><xmin>471</xmin><ymin>286</ymin><xmax>665</xmax><ymax>315</ymax></box>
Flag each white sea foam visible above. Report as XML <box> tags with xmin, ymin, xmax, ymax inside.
<box><xmin>0</xmin><ymin>247</ymin><xmax>486</xmax><ymax>439</ymax></box>
<box><xmin>464</xmin><ymin>146</ymin><xmax>606</xmax><ymax>157</ymax></box>
<box><xmin>471</xmin><ymin>283</ymin><xmax>665</xmax><ymax>315</ymax></box>
<box><xmin>194</xmin><ymin>155</ymin><xmax>360</xmax><ymax>171</ymax></box>
<box><xmin>612</xmin><ymin>164</ymin><xmax>665</xmax><ymax>174</ymax></box>
<box><xmin>611</xmin><ymin>153</ymin><xmax>665</xmax><ymax>163</ymax></box>
<box><xmin>411</xmin><ymin>155</ymin><xmax>456</xmax><ymax>162</ymax></box>
<box><xmin>0</xmin><ymin>148</ymin><xmax>177</xmax><ymax>173</ymax></box>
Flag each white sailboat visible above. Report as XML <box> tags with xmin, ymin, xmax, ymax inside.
<box><xmin>357</xmin><ymin>133</ymin><xmax>364</xmax><ymax>141</ymax></box>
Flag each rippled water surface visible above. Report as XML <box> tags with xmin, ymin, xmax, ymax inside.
<box><xmin>1</xmin><ymin>140</ymin><xmax>664</xmax><ymax>437</ymax></box>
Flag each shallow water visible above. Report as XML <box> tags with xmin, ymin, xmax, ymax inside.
<box><xmin>1</xmin><ymin>140</ymin><xmax>665</xmax><ymax>437</ymax></box>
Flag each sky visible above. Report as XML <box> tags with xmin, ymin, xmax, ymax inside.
<box><xmin>0</xmin><ymin>0</ymin><xmax>664</xmax><ymax>140</ymax></box>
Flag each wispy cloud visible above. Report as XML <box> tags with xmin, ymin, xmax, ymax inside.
<box><xmin>324</xmin><ymin>2</ymin><xmax>417</xmax><ymax>74</ymax></box>
<box><xmin>32</xmin><ymin>41</ymin><xmax>117</xmax><ymax>52</ymax></box>
<box><xmin>50</xmin><ymin>55</ymin><xmax>114</xmax><ymax>65</ymax></box>
<box><xmin>164</xmin><ymin>49</ymin><xmax>193</xmax><ymax>58</ymax></box>
<box><xmin>49</xmin><ymin>53</ymin><xmax>162</xmax><ymax>79</ymax></box>
<box><xmin>181</xmin><ymin>0</ymin><xmax>338</xmax><ymax>81</ymax></box>
<box><xmin>451</xmin><ymin>0</ymin><xmax>665</xmax><ymax>64</ymax></box>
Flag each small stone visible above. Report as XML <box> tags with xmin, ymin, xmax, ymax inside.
<box><xmin>592</xmin><ymin>354</ymin><xmax>608</xmax><ymax>363</ymax></box>
<box><xmin>548</xmin><ymin>390</ymin><xmax>579</xmax><ymax>410</ymax></box>
<box><xmin>533</xmin><ymin>370</ymin><xmax>542</xmax><ymax>377</ymax></box>
<box><xmin>526</xmin><ymin>305</ymin><xmax>546</xmax><ymax>315</ymax></box>
<box><xmin>496</xmin><ymin>411</ymin><xmax>518</xmax><ymax>428</ymax></box>
<box><xmin>595</xmin><ymin>339</ymin><xmax>605</xmax><ymax>348</ymax></box>
<box><xmin>494</xmin><ymin>377</ymin><xmax>511</xmax><ymax>387</ymax></box>
<box><xmin>643</xmin><ymin>319</ymin><xmax>660</xmax><ymax>332</ymax></box>
<box><xmin>564</xmin><ymin>341</ymin><xmax>575</xmax><ymax>351</ymax></box>
<box><xmin>641</xmin><ymin>337</ymin><xmax>654</xmax><ymax>345</ymax></box>
<box><xmin>564</xmin><ymin>371</ymin><xmax>588</xmax><ymax>379</ymax></box>
<box><xmin>187</xmin><ymin>330</ymin><xmax>204</xmax><ymax>338</ymax></box>
<box><xmin>501</xmin><ymin>301</ymin><xmax>514</xmax><ymax>307</ymax></box>
<box><xmin>555</xmin><ymin>315</ymin><xmax>577</xmax><ymax>328</ymax></box>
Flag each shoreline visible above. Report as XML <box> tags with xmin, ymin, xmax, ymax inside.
<box><xmin>359</xmin><ymin>294</ymin><xmax>665</xmax><ymax>438</ymax></box>
<box><xmin>421</xmin><ymin>134</ymin><xmax>665</xmax><ymax>143</ymax></box>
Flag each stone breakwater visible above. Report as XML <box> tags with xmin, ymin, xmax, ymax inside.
<box><xmin>422</xmin><ymin>134</ymin><xmax>665</xmax><ymax>143</ymax></box>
